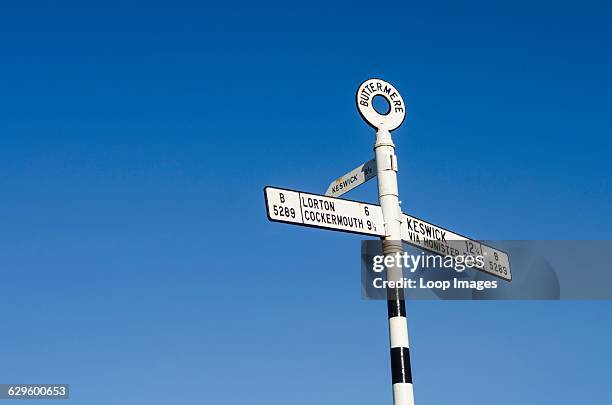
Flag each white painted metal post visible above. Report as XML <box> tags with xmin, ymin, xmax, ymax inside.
<box><xmin>357</xmin><ymin>78</ymin><xmax>413</xmax><ymax>405</ymax></box>
<box><xmin>375</xmin><ymin>126</ymin><xmax>414</xmax><ymax>405</ymax></box>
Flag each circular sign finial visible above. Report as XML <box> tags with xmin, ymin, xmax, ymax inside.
<box><xmin>356</xmin><ymin>78</ymin><xmax>406</xmax><ymax>131</ymax></box>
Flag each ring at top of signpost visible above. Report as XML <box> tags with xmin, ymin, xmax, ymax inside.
<box><xmin>356</xmin><ymin>78</ymin><xmax>406</xmax><ymax>132</ymax></box>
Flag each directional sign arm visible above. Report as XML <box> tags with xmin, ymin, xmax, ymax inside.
<box><xmin>401</xmin><ymin>214</ymin><xmax>512</xmax><ymax>281</ymax></box>
<box><xmin>325</xmin><ymin>159</ymin><xmax>376</xmax><ymax>198</ymax></box>
<box><xmin>265</xmin><ymin>186</ymin><xmax>386</xmax><ymax>237</ymax></box>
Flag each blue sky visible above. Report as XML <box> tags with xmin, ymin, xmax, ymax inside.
<box><xmin>1</xmin><ymin>1</ymin><xmax>611</xmax><ymax>404</ymax></box>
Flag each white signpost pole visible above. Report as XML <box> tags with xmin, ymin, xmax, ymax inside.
<box><xmin>265</xmin><ymin>78</ymin><xmax>512</xmax><ymax>405</ymax></box>
<box><xmin>357</xmin><ymin>78</ymin><xmax>414</xmax><ymax>405</ymax></box>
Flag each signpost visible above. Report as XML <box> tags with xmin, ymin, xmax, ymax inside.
<box><xmin>358</xmin><ymin>78</ymin><xmax>414</xmax><ymax>405</ymax></box>
<box><xmin>263</xmin><ymin>78</ymin><xmax>511</xmax><ymax>405</ymax></box>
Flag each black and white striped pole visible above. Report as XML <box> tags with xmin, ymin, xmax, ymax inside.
<box><xmin>357</xmin><ymin>78</ymin><xmax>414</xmax><ymax>405</ymax></box>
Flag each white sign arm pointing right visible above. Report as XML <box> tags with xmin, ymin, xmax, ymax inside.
<box><xmin>325</xmin><ymin>158</ymin><xmax>377</xmax><ymax>198</ymax></box>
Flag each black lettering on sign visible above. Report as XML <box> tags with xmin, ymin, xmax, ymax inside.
<box><xmin>425</xmin><ymin>239</ymin><xmax>441</xmax><ymax>253</ymax></box>
<box><xmin>273</xmin><ymin>204</ymin><xmax>296</xmax><ymax>219</ymax></box>
<box><xmin>301</xmin><ymin>196</ymin><xmax>336</xmax><ymax>212</ymax></box>
<box><xmin>332</xmin><ymin>175</ymin><xmax>360</xmax><ymax>193</ymax></box>
<box><xmin>359</xmin><ymin>87</ymin><xmax>371</xmax><ymax>106</ymax></box>
<box><xmin>303</xmin><ymin>210</ymin><xmax>364</xmax><ymax>229</ymax></box>
<box><xmin>279</xmin><ymin>193</ymin><xmax>285</xmax><ymax>203</ymax></box>
<box><xmin>406</xmin><ymin>218</ymin><xmax>447</xmax><ymax>242</ymax></box>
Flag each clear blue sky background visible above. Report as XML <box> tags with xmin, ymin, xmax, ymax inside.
<box><xmin>1</xmin><ymin>1</ymin><xmax>611</xmax><ymax>404</ymax></box>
